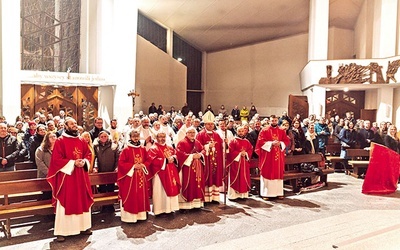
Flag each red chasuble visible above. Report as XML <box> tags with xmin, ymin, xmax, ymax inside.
<box><xmin>147</xmin><ymin>143</ymin><xmax>181</xmax><ymax>197</ymax></box>
<box><xmin>195</xmin><ymin>130</ymin><xmax>224</xmax><ymax>187</ymax></box>
<box><xmin>47</xmin><ymin>135</ymin><xmax>93</xmax><ymax>215</ymax></box>
<box><xmin>227</xmin><ymin>137</ymin><xmax>253</xmax><ymax>193</ymax></box>
<box><xmin>362</xmin><ymin>143</ymin><xmax>400</xmax><ymax>195</ymax></box>
<box><xmin>255</xmin><ymin>126</ymin><xmax>290</xmax><ymax>180</ymax></box>
<box><xmin>176</xmin><ymin>136</ymin><xmax>205</xmax><ymax>202</ymax></box>
<box><xmin>117</xmin><ymin>144</ymin><xmax>150</xmax><ymax>214</ymax></box>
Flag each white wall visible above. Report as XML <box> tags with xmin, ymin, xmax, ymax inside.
<box><xmin>0</xmin><ymin>0</ymin><xmax>21</xmax><ymax>120</ymax></box>
<box><xmin>393</xmin><ymin>88</ymin><xmax>400</xmax><ymax>127</ymax></box>
<box><xmin>328</xmin><ymin>27</ymin><xmax>354</xmax><ymax>59</ymax></box>
<box><xmin>135</xmin><ymin>36</ymin><xmax>187</xmax><ymax>114</ymax></box>
<box><xmin>364</xmin><ymin>89</ymin><xmax>378</xmax><ymax>109</ymax></box>
<box><xmin>206</xmin><ymin>33</ymin><xmax>308</xmax><ymax>116</ymax></box>
<box><xmin>354</xmin><ymin>0</ymin><xmax>373</xmax><ymax>59</ymax></box>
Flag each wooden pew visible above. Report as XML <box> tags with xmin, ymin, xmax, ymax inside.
<box><xmin>15</xmin><ymin>161</ymin><xmax>35</xmax><ymax>170</ymax></box>
<box><xmin>250</xmin><ymin>154</ymin><xmax>334</xmax><ymax>194</ymax></box>
<box><xmin>346</xmin><ymin>149</ymin><xmax>370</xmax><ymax>178</ymax></box>
<box><xmin>325</xmin><ymin>137</ymin><xmax>345</xmax><ymax>171</ymax></box>
<box><xmin>0</xmin><ymin>169</ymin><xmax>37</xmax><ymax>182</ymax></box>
<box><xmin>0</xmin><ymin>172</ymin><xmax>118</xmax><ymax>239</ymax></box>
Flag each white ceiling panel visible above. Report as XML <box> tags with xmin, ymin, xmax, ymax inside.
<box><xmin>138</xmin><ymin>0</ymin><xmax>364</xmax><ymax>52</ymax></box>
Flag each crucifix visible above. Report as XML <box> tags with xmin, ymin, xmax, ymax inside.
<box><xmin>127</xmin><ymin>89</ymin><xmax>140</xmax><ymax>116</ymax></box>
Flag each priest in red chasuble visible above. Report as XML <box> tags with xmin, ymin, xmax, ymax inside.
<box><xmin>255</xmin><ymin>115</ymin><xmax>290</xmax><ymax>199</ymax></box>
<box><xmin>118</xmin><ymin>130</ymin><xmax>150</xmax><ymax>223</ymax></box>
<box><xmin>147</xmin><ymin>131</ymin><xmax>181</xmax><ymax>215</ymax></box>
<box><xmin>47</xmin><ymin>118</ymin><xmax>93</xmax><ymax>242</ymax></box>
<box><xmin>227</xmin><ymin>126</ymin><xmax>253</xmax><ymax>200</ymax></box>
<box><xmin>195</xmin><ymin>111</ymin><xmax>224</xmax><ymax>202</ymax></box>
<box><xmin>176</xmin><ymin>126</ymin><xmax>205</xmax><ymax>210</ymax></box>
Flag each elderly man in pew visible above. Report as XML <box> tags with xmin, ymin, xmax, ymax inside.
<box><xmin>0</xmin><ymin>122</ymin><xmax>20</xmax><ymax>172</ymax></box>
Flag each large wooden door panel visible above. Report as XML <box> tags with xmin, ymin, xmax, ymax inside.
<box><xmin>21</xmin><ymin>84</ymin><xmax>35</xmax><ymax>118</ymax></box>
<box><xmin>288</xmin><ymin>95</ymin><xmax>308</xmax><ymax>120</ymax></box>
<box><xmin>326</xmin><ymin>91</ymin><xmax>365</xmax><ymax>119</ymax></box>
<box><xmin>20</xmin><ymin>84</ymin><xmax>98</xmax><ymax>130</ymax></box>
<box><xmin>35</xmin><ymin>86</ymin><xmax>78</xmax><ymax>118</ymax></box>
<box><xmin>78</xmin><ymin>87</ymin><xmax>98</xmax><ymax>131</ymax></box>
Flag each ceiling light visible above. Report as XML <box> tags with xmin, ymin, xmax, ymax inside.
<box><xmin>343</xmin><ymin>87</ymin><xmax>349</xmax><ymax>92</ymax></box>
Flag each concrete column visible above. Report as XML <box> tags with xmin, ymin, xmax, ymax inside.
<box><xmin>110</xmin><ymin>0</ymin><xmax>138</xmax><ymax>121</ymax></box>
<box><xmin>372</xmin><ymin>0</ymin><xmax>398</xmax><ymax>58</ymax></box>
<box><xmin>305</xmin><ymin>86</ymin><xmax>326</xmax><ymax>117</ymax></box>
<box><xmin>166</xmin><ymin>28</ymin><xmax>173</xmax><ymax>57</ymax></box>
<box><xmin>376</xmin><ymin>88</ymin><xmax>394</xmax><ymax>123</ymax></box>
<box><xmin>0</xmin><ymin>0</ymin><xmax>21</xmax><ymax>120</ymax></box>
<box><xmin>88</xmin><ymin>0</ymin><xmax>138</xmax><ymax>122</ymax></box>
<box><xmin>394</xmin><ymin>88</ymin><xmax>400</xmax><ymax>127</ymax></box>
<box><xmin>396</xmin><ymin>0</ymin><xmax>400</xmax><ymax>56</ymax></box>
<box><xmin>308</xmin><ymin>0</ymin><xmax>329</xmax><ymax>61</ymax></box>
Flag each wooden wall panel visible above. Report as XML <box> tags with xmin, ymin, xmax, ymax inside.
<box><xmin>20</xmin><ymin>84</ymin><xmax>98</xmax><ymax>130</ymax></box>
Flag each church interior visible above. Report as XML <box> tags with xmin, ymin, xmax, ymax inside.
<box><xmin>1</xmin><ymin>0</ymin><xmax>400</xmax><ymax>249</ymax></box>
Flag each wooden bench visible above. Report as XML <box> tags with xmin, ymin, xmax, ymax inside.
<box><xmin>346</xmin><ymin>149</ymin><xmax>370</xmax><ymax>178</ymax></box>
<box><xmin>0</xmin><ymin>169</ymin><xmax>37</xmax><ymax>182</ymax></box>
<box><xmin>250</xmin><ymin>154</ymin><xmax>334</xmax><ymax>194</ymax></box>
<box><xmin>15</xmin><ymin>161</ymin><xmax>35</xmax><ymax>170</ymax></box>
<box><xmin>325</xmin><ymin>138</ymin><xmax>345</xmax><ymax>171</ymax></box>
<box><xmin>0</xmin><ymin>172</ymin><xmax>118</xmax><ymax>239</ymax></box>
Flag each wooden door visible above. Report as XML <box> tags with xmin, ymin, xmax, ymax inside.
<box><xmin>360</xmin><ymin>109</ymin><xmax>377</xmax><ymax>122</ymax></box>
<box><xmin>288</xmin><ymin>95</ymin><xmax>308</xmax><ymax>121</ymax></box>
<box><xmin>325</xmin><ymin>91</ymin><xmax>365</xmax><ymax>119</ymax></box>
<box><xmin>77</xmin><ymin>87</ymin><xmax>98</xmax><ymax>131</ymax></box>
<box><xmin>34</xmin><ymin>85</ymin><xmax>78</xmax><ymax>119</ymax></box>
<box><xmin>21</xmin><ymin>84</ymin><xmax>98</xmax><ymax>131</ymax></box>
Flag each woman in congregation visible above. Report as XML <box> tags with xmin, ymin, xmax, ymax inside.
<box><xmin>304</xmin><ymin>123</ymin><xmax>318</xmax><ymax>154</ymax></box>
<box><xmin>35</xmin><ymin>131</ymin><xmax>57</xmax><ymax>178</ymax></box>
<box><xmin>81</xmin><ymin>131</ymin><xmax>95</xmax><ymax>173</ymax></box>
<box><xmin>384</xmin><ymin>125</ymin><xmax>400</xmax><ymax>153</ymax></box>
<box><xmin>338</xmin><ymin>121</ymin><xmax>358</xmax><ymax>159</ymax></box>
<box><xmin>291</xmin><ymin>120</ymin><xmax>306</xmax><ymax>155</ymax></box>
<box><xmin>281</xmin><ymin>120</ymin><xmax>294</xmax><ymax>156</ymax></box>
<box><xmin>36</xmin><ymin>131</ymin><xmax>57</xmax><ymax>200</ymax></box>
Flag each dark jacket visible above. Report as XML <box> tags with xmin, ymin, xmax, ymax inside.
<box><xmin>89</xmin><ymin>127</ymin><xmax>105</xmax><ymax>142</ymax></box>
<box><xmin>384</xmin><ymin>135</ymin><xmax>400</xmax><ymax>153</ymax></box>
<box><xmin>291</xmin><ymin>128</ymin><xmax>306</xmax><ymax>155</ymax></box>
<box><xmin>339</xmin><ymin>128</ymin><xmax>358</xmax><ymax>149</ymax></box>
<box><xmin>23</xmin><ymin>129</ymin><xmax>35</xmax><ymax>150</ymax></box>
<box><xmin>0</xmin><ymin>135</ymin><xmax>20</xmax><ymax>170</ymax></box>
<box><xmin>231</xmin><ymin>109</ymin><xmax>240</xmax><ymax>121</ymax></box>
<box><xmin>248</xmin><ymin>129</ymin><xmax>260</xmax><ymax>158</ymax></box>
<box><xmin>29</xmin><ymin>133</ymin><xmax>44</xmax><ymax>166</ymax></box>
<box><xmin>94</xmin><ymin>140</ymin><xmax>120</xmax><ymax>172</ymax></box>
<box><xmin>357</xmin><ymin>128</ymin><xmax>376</xmax><ymax>149</ymax></box>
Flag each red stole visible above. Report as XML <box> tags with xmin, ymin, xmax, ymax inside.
<box><xmin>176</xmin><ymin>137</ymin><xmax>205</xmax><ymax>202</ymax></box>
<box><xmin>148</xmin><ymin>143</ymin><xmax>181</xmax><ymax>196</ymax></box>
<box><xmin>47</xmin><ymin>135</ymin><xmax>93</xmax><ymax>215</ymax></box>
<box><xmin>117</xmin><ymin>144</ymin><xmax>150</xmax><ymax>213</ymax></box>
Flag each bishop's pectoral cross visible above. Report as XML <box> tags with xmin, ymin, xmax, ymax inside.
<box><xmin>127</xmin><ymin>89</ymin><xmax>140</xmax><ymax>116</ymax></box>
